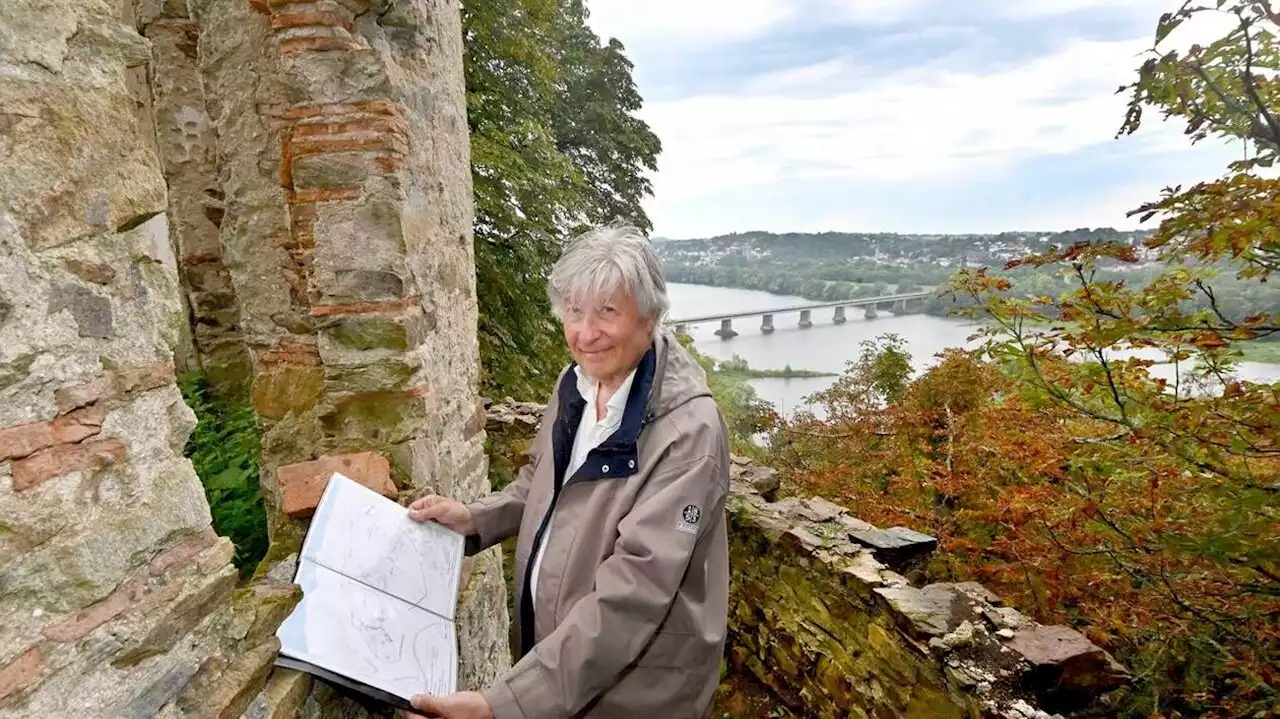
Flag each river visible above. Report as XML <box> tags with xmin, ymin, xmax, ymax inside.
<box><xmin>666</xmin><ymin>282</ymin><xmax>1280</xmax><ymax>417</ymax></box>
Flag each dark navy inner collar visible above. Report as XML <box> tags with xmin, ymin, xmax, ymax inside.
<box><xmin>554</xmin><ymin>344</ymin><xmax>657</xmax><ymax>483</ymax></box>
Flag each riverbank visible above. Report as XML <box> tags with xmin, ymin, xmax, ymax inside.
<box><xmin>977</xmin><ymin>317</ymin><xmax>1280</xmax><ymax>365</ymax></box>
<box><xmin>715</xmin><ymin>366</ymin><xmax>836</xmax><ymax>380</ymax></box>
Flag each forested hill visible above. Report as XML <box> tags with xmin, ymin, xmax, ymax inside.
<box><xmin>655</xmin><ymin>227</ymin><xmax>1158</xmax><ymax>268</ymax></box>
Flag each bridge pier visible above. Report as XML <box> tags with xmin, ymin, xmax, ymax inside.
<box><xmin>715</xmin><ymin>318</ymin><xmax>738</xmax><ymax>339</ymax></box>
<box><xmin>675</xmin><ymin>323</ymin><xmax>688</xmax><ymax>335</ymax></box>
<box><xmin>833</xmin><ymin>306</ymin><xmax>847</xmax><ymax>324</ymax></box>
<box><xmin>798</xmin><ymin>309</ymin><xmax>813</xmax><ymax>329</ymax></box>
<box><xmin>894</xmin><ymin>300</ymin><xmax>907</xmax><ymax>314</ymax></box>
<box><xmin>865</xmin><ymin>306</ymin><xmax>878</xmax><ymax>320</ymax></box>
<box><xmin>761</xmin><ymin>314</ymin><xmax>775</xmax><ymax>334</ymax></box>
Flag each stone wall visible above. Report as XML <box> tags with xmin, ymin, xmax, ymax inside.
<box><xmin>137</xmin><ymin>0</ymin><xmax>252</xmax><ymax>397</ymax></box>
<box><xmin>182</xmin><ymin>0</ymin><xmax>510</xmax><ymax>702</ymax></box>
<box><xmin>0</xmin><ymin>2</ymin><xmax>299</xmax><ymax>715</ymax></box>
<box><xmin>485</xmin><ymin>402</ymin><xmax>1130</xmax><ymax>718</ymax></box>
<box><xmin>2</xmin><ymin>0</ymin><xmax>510</xmax><ymax>715</ymax></box>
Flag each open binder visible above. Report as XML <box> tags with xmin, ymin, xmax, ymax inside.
<box><xmin>274</xmin><ymin>473</ymin><xmax>464</xmax><ymax>710</ymax></box>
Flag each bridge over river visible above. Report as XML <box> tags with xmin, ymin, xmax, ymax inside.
<box><xmin>665</xmin><ymin>291</ymin><xmax>933</xmax><ymax>339</ymax></box>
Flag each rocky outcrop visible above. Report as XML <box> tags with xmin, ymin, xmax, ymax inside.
<box><xmin>0</xmin><ymin>2</ymin><xmax>297</xmax><ymax>715</ymax></box>
<box><xmin>727</xmin><ymin>481</ymin><xmax>1129</xmax><ymax>718</ymax></box>
<box><xmin>483</xmin><ymin>401</ymin><xmax>1129</xmax><ymax>718</ymax></box>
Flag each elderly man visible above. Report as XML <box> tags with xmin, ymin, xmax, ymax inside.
<box><xmin>406</xmin><ymin>224</ymin><xmax>731</xmax><ymax>719</ymax></box>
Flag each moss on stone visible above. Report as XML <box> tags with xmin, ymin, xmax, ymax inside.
<box><xmin>324</xmin><ymin>316</ymin><xmax>411</xmax><ymax>351</ymax></box>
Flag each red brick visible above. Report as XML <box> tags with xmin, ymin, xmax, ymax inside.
<box><xmin>310</xmin><ymin>296</ymin><xmax>420</xmax><ymax>318</ymax></box>
<box><xmin>148</xmin><ymin>527</ymin><xmax>219</xmax><ymax>577</ymax></box>
<box><xmin>277</xmin><ymin>451</ymin><xmax>394</xmax><ymax>517</ymax></box>
<box><xmin>277</xmin><ymin>101</ymin><xmax>401</xmax><ymax>121</ymax></box>
<box><xmin>279</xmin><ymin>36</ymin><xmax>355</xmax><ymax>54</ymax></box>
<box><xmin>54</xmin><ymin>363</ymin><xmax>175</xmax><ymax>414</ymax></box>
<box><xmin>289</xmin><ymin>187</ymin><xmax>362</xmax><ymax>204</ymax></box>
<box><xmin>291</xmin><ymin>117</ymin><xmax>406</xmax><ymax>139</ymax></box>
<box><xmin>289</xmin><ymin>135</ymin><xmax>406</xmax><ymax>158</ymax></box>
<box><xmin>0</xmin><ymin>422</ymin><xmax>54</xmax><ymax>462</ymax></box>
<box><xmin>271</xmin><ymin>10</ymin><xmax>355</xmax><ymax>34</ymax></box>
<box><xmin>52</xmin><ymin>405</ymin><xmax>106</xmax><ymax>444</ymax></box>
<box><xmin>374</xmin><ymin>154</ymin><xmax>404</xmax><ymax>173</ymax></box>
<box><xmin>11</xmin><ymin>438</ymin><xmax>126</xmax><ymax>491</ymax></box>
<box><xmin>256</xmin><ymin>341</ymin><xmax>321</xmax><ymax>368</ymax></box>
<box><xmin>0</xmin><ymin>646</ymin><xmax>44</xmax><ymax>703</ymax></box>
<box><xmin>0</xmin><ymin>405</ymin><xmax>105</xmax><ymax>462</ymax></box>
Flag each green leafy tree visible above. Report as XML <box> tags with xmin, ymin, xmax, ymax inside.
<box><xmin>944</xmin><ymin>3</ymin><xmax>1280</xmax><ymax>713</ymax></box>
<box><xmin>463</xmin><ymin>0</ymin><xmax>661</xmax><ymax>400</ymax></box>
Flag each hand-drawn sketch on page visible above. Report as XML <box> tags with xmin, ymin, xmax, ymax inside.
<box><xmin>275</xmin><ymin>473</ymin><xmax>464</xmax><ymax>709</ymax></box>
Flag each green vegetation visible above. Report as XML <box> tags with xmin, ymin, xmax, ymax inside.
<box><xmin>178</xmin><ymin>372</ymin><xmax>267</xmax><ymax>577</ymax></box>
<box><xmin>465</xmin><ymin>0</ymin><xmax>660</xmax><ymax>401</ymax></box>
<box><xmin>770</xmin><ymin>4</ymin><xmax>1280</xmax><ymax>715</ymax></box>
<box><xmin>711</xmin><ymin>355</ymin><xmax>835</xmax><ymax>380</ymax></box>
<box><xmin>675</xmin><ymin>335</ymin><xmax>775</xmax><ymax>454</ymax></box>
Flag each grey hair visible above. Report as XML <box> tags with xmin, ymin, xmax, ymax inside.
<box><xmin>547</xmin><ymin>223</ymin><xmax>670</xmax><ymax>320</ymax></box>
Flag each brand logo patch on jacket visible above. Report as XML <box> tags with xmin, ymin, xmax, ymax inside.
<box><xmin>677</xmin><ymin>504</ymin><xmax>701</xmax><ymax>535</ymax></box>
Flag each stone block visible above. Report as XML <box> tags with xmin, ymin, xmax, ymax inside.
<box><xmin>322</xmin><ymin>355</ymin><xmax>420</xmax><ymax>394</ymax></box>
<box><xmin>177</xmin><ymin>638</ymin><xmax>280</xmax><ymax>719</ymax></box>
<box><xmin>317</xmin><ymin>387</ymin><xmax>427</xmax><ymax>448</ymax></box>
<box><xmin>850</xmin><ymin>526</ymin><xmax>938</xmax><ymax>570</ymax></box>
<box><xmin>262</xmin><ymin>669</ymin><xmax>312</xmax><ymax>719</ymax></box>
<box><xmin>276</xmin><ymin>451</ymin><xmax>394</xmax><ymax>517</ymax></box>
<box><xmin>874</xmin><ymin>584</ymin><xmax>963</xmax><ymax>638</ymax></box>
<box><xmin>739</xmin><ymin>465</ymin><xmax>779</xmax><ymax>500</ymax></box>
<box><xmin>1006</xmin><ymin>625</ymin><xmax>1130</xmax><ymax>706</ymax></box>
<box><xmin>112</xmin><ymin>564</ymin><xmax>239</xmax><ymax>667</ymax></box>
<box><xmin>322</xmin><ymin>314</ymin><xmax>418</xmax><ymax>351</ymax></box>
<box><xmin>251</xmin><ymin>362</ymin><xmax>325</xmax><ymax>422</ymax></box>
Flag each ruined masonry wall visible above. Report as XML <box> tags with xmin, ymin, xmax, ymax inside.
<box><xmin>139</xmin><ymin>0</ymin><xmax>253</xmax><ymax>397</ymax></box>
<box><xmin>1</xmin><ymin>0</ymin><xmax>510</xmax><ymax>715</ymax></box>
<box><xmin>184</xmin><ymin>0</ymin><xmax>509</xmax><ymax>706</ymax></box>
<box><xmin>485</xmin><ymin>402</ymin><xmax>1130</xmax><ymax>719</ymax></box>
<box><xmin>0</xmin><ymin>2</ymin><xmax>297</xmax><ymax>716</ymax></box>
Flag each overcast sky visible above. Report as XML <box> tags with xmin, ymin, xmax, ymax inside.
<box><xmin>585</xmin><ymin>0</ymin><xmax>1244</xmax><ymax>239</ymax></box>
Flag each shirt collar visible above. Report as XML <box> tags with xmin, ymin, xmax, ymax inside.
<box><xmin>574</xmin><ymin>365</ymin><xmax>638</xmax><ymax>423</ymax></box>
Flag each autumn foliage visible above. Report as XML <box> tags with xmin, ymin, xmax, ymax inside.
<box><xmin>770</xmin><ymin>3</ymin><xmax>1280</xmax><ymax>716</ymax></box>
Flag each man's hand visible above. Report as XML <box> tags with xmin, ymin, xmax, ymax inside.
<box><xmin>407</xmin><ymin>494</ymin><xmax>476</xmax><ymax>535</ymax></box>
<box><xmin>403</xmin><ymin>691</ymin><xmax>493</xmax><ymax>719</ymax></box>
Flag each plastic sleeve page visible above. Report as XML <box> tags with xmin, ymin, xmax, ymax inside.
<box><xmin>276</xmin><ymin>559</ymin><xmax>458</xmax><ymax>699</ymax></box>
<box><xmin>300</xmin><ymin>473</ymin><xmax>464</xmax><ymax>620</ymax></box>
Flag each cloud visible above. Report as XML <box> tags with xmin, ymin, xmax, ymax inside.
<box><xmin>644</xmin><ymin>37</ymin><xmax>1184</xmax><ymax>194</ymax></box>
<box><xmin>586</xmin><ymin>0</ymin><xmax>795</xmax><ymax>45</ymax></box>
<box><xmin>584</xmin><ymin>0</ymin><xmax>1249</xmax><ymax>236</ymax></box>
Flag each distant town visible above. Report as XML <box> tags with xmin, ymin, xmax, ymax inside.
<box><xmin>653</xmin><ymin>228</ymin><xmax>1163</xmax><ymax>271</ymax></box>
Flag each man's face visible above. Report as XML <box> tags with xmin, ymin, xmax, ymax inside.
<box><xmin>562</xmin><ymin>289</ymin><xmax>656</xmax><ymax>384</ymax></box>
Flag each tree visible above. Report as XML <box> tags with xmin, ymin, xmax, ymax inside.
<box><xmin>463</xmin><ymin>0</ymin><xmax>661</xmax><ymax>400</ymax></box>
<box><xmin>770</xmin><ymin>4</ymin><xmax>1279</xmax><ymax>715</ymax></box>
<box><xmin>946</xmin><ymin>3</ymin><xmax>1280</xmax><ymax>713</ymax></box>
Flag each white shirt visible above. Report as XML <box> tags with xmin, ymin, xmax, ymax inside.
<box><xmin>528</xmin><ymin>366</ymin><xmax>637</xmax><ymax>606</ymax></box>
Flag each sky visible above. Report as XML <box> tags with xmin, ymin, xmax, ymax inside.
<box><xmin>584</xmin><ymin>0</ymin><xmax>1247</xmax><ymax>238</ymax></box>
